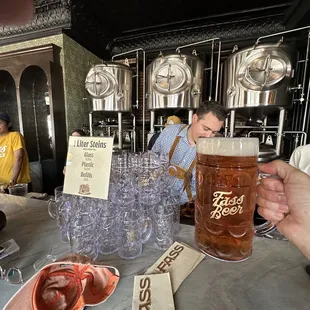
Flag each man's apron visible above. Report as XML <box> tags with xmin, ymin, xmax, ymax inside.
<box><xmin>167</xmin><ymin>125</ymin><xmax>196</xmax><ymax>218</ymax></box>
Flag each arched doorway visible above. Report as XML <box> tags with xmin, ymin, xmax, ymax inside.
<box><xmin>20</xmin><ymin>65</ymin><xmax>53</xmax><ymax>192</ymax></box>
<box><xmin>0</xmin><ymin>70</ymin><xmax>19</xmax><ymax>131</ymax></box>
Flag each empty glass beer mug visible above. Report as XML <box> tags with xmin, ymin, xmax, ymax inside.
<box><xmin>195</xmin><ymin>137</ymin><xmax>276</xmax><ymax>262</ymax></box>
<box><xmin>47</xmin><ymin>186</ymin><xmax>71</xmax><ymax>243</ymax></box>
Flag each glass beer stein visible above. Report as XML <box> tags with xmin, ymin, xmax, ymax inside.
<box><xmin>195</xmin><ymin>137</ymin><xmax>276</xmax><ymax>262</ymax></box>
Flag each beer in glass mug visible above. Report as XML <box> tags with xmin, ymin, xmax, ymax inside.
<box><xmin>195</xmin><ymin>137</ymin><xmax>275</xmax><ymax>262</ymax></box>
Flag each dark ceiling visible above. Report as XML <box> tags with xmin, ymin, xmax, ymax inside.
<box><xmin>89</xmin><ymin>0</ymin><xmax>292</xmax><ymax>34</ymax></box>
<box><xmin>1</xmin><ymin>0</ymin><xmax>309</xmax><ymax>59</ymax></box>
<box><xmin>70</xmin><ymin>0</ymin><xmax>309</xmax><ymax>57</ymax></box>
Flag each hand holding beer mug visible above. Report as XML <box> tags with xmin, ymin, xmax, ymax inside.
<box><xmin>195</xmin><ymin>137</ymin><xmax>276</xmax><ymax>262</ymax></box>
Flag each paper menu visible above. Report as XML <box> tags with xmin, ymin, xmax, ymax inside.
<box><xmin>63</xmin><ymin>136</ymin><xmax>114</xmax><ymax>200</ymax></box>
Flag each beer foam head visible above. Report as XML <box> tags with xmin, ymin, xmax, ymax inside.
<box><xmin>197</xmin><ymin>137</ymin><xmax>259</xmax><ymax>157</ymax></box>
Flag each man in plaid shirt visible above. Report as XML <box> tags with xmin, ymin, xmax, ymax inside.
<box><xmin>152</xmin><ymin>101</ymin><xmax>227</xmax><ymax>217</ymax></box>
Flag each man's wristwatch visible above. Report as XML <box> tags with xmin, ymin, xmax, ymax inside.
<box><xmin>9</xmin><ymin>179</ymin><xmax>16</xmax><ymax>185</ymax></box>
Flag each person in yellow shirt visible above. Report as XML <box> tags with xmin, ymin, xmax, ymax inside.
<box><xmin>0</xmin><ymin>112</ymin><xmax>31</xmax><ymax>188</ymax></box>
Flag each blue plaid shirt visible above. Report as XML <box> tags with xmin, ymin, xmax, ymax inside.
<box><xmin>152</xmin><ymin>124</ymin><xmax>196</xmax><ymax>204</ymax></box>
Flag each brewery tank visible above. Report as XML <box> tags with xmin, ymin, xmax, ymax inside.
<box><xmin>85</xmin><ymin>62</ymin><xmax>133</xmax><ymax>112</ymax></box>
<box><xmin>146</xmin><ymin>53</ymin><xmax>204</xmax><ymax>110</ymax></box>
<box><xmin>222</xmin><ymin>44</ymin><xmax>296</xmax><ymax>117</ymax></box>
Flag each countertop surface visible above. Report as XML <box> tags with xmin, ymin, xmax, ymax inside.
<box><xmin>0</xmin><ymin>193</ymin><xmax>309</xmax><ymax>310</ymax></box>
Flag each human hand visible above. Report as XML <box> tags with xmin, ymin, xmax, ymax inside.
<box><xmin>257</xmin><ymin>160</ymin><xmax>310</xmax><ymax>259</ymax></box>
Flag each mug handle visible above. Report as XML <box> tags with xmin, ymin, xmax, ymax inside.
<box><xmin>142</xmin><ymin>217</ymin><xmax>152</xmax><ymax>244</ymax></box>
<box><xmin>254</xmin><ymin>220</ymin><xmax>277</xmax><ymax>237</ymax></box>
<box><xmin>47</xmin><ymin>198</ymin><xmax>57</xmax><ymax>219</ymax></box>
<box><xmin>254</xmin><ymin>173</ymin><xmax>278</xmax><ymax>237</ymax></box>
<box><xmin>138</xmin><ymin>203</ymin><xmax>153</xmax><ymax>244</ymax></box>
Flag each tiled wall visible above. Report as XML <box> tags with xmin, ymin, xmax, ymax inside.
<box><xmin>62</xmin><ymin>35</ymin><xmax>100</xmax><ymax>135</ymax></box>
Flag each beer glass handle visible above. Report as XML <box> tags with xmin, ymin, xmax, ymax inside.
<box><xmin>254</xmin><ymin>172</ymin><xmax>278</xmax><ymax>237</ymax></box>
<box><xmin>254</xmin><ymin>221</ymin><xmax>277</xmax><ymax>237</ymax></box>
<box><xmin>47</xmin><ymin>198</ymin><xmax>57</xmax><ymax>219</ymax></box>
<box><xmin>142</xmin><ymin>217</ymin><xmax>152</xmax><ymax>244</ymax></box>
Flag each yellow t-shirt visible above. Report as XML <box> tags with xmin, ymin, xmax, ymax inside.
<box><xmin>0</xmin><ymin>132</ymin><xmax>31</xmax><ymax>184</ymax></box>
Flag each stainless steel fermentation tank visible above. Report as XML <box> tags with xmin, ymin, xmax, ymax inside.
<box><xmin>223</xmin><ymin>44</ymin><xmax>295</xmax><ymax>117</ymax></box>
<box><xmin>147</xmin><ymin>38</ymin><xmax>222</xmax><ymax>136</ymax></box>
<box><xmin>222</xmin><ymin>26</ymin><xmax>310</xmax><ymax>161</ymax></box>
<box><xmin>85</xmin><ymin>49</ymin><xmax>146</xmax><ymax>151</ymax></box>
<box><xmin>147</xmin><ymin>53</ymin><xmax>204</xmax><ymax>110</ymax></box>
<box><xmin>85</xmin><ymin>62</ymin><xmax>133</xmax><ymax>112</ymax></box>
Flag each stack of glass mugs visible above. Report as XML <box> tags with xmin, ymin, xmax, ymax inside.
<box><xmin>48</xmin><ymin>151</ymin><xmax>180</xmax><ymax>260</ymax></box>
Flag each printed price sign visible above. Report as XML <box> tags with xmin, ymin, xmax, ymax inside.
<box><xmin>63</xmin><ymin>136</ymin><xmax>113</xmax><ymax>199</ymax></box>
